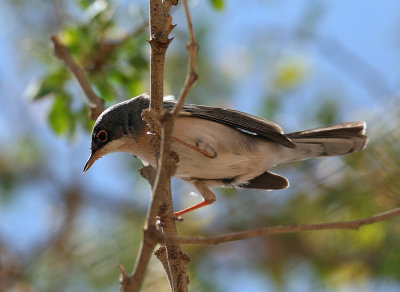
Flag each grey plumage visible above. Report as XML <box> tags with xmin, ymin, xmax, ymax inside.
<box><xmin>280</xmin><ymin>121</ymin><xmax>367</xmax><ymax>163</ymax></box>
<box><xmin>166</xmin><ymin>103</ymin><xmax>296</xmax><ymax>148</ymax></box>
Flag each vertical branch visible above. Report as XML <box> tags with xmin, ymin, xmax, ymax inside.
<box><xmin>120</xmin><ymin>1</ymin><xmax>192</xmax><ymax>291</ymax></box>
<box><xmin>152</xmin><ymin>114</ymin><xmax>190</xmax><ymax>292</ymax></box>
<box><xmin>150</xmin><ymin>1</ymin><xmax>199</xmax><ymax>289</ymax></box>
<box><xmin>148</xmin><ymin>0</ymin><xmax>173</xmax><ymax>113</ymax></box>
<box><xmin>146</xmin><ymin>0</ymin><xmax>191</xmax><ymax>289</ymax></box>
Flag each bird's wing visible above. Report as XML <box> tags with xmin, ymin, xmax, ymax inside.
<box><xmin>163</xmin><ymin>102</ymin><xmax>295</xmax><ymax>148</ymax></box>
<box><xmin>241</xmin><ymin>171</ymin><xmax>289</xmax><ymax>190</ymax></box>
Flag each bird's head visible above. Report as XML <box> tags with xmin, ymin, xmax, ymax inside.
<box><xmin>83</xmin><ymin>95</ymin><xmax>150</xmax><ymax>172</ymax></box>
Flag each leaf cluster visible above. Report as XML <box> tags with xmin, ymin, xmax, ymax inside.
<box><xmin>30</xmin><ymin>0</ymin><xmax>149</xmax><ymax>137</ymax></box>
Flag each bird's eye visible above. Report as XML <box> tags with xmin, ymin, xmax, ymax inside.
<box><xmin>96</xmin><ymin>130</ymin><xmax>108</xmax><ymax>143</ymax></box>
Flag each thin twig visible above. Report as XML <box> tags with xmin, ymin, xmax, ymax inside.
<box><xmin>50</xmin><ymin>35</ymin><xmax>105</xmax><ymax>120</ymax></box>
<box><xmin>154</xmin><ymin>246</ymin><xmax>172</xmax><ymax>285</ymax></box>
<box><xmin>172</xmin><ymin>0</ymin><xmax>199</xmax><ymax>116</ymax></box>
<box><xmin>120</xmin><ymin>227</ymin><xmax>161</xmax><ymax>291</ymax></box>
<box><xmin>174</xmin><ymin>207</ymin><xmax>400</xmax><ymax>245</ymax></box>
<box><xmin>119</xmin><ymin>165</ymin><xmax>158</xmax><ymax>292</ymax></box>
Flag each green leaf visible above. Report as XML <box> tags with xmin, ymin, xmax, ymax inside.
<box><xmin>32</xmin><ymin>69</ymin><xmax>68</xmax><ymax>100</ymax></box>
<box><xmin>93</xmin><ymin>78</ymin><xmax>115</xmax><ymax>101</ymax></box>
<box><xmin>60</xmin><ymin>25</ymin><xmax>92</xmax><ymax>56</ymax></box>
<box><xmin>48</xmin><ymin>93</ymin><xmax>71</xmax><ymax>135</ymax></box>
<box><xmin>77</xmin><ymin>0</ymin><xmax>94</xmax><ymax>10</ymax></box>
<box><xmin>209</xmin><ymin>0</ymin><xmax>225</xmax><ymax>11</ymax></box>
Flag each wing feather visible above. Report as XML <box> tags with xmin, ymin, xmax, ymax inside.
<box><xmin>163</xmin><ymin>102</ymin><xmax>295</xmax><ymax>148</ymax></box>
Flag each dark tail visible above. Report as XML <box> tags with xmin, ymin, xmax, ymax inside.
<box><xmin>280</xmin><ymin>121</ymin><xmax>367</xmax><ymax>163</ymax></box>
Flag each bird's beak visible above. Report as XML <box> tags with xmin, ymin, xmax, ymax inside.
<box><xmin>83</xmin><ymin>151</ymin><xmax>100</xmax><ymax>172</ymax></box>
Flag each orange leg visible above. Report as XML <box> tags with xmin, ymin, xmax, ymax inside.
<box><xmin>174</xmin><ymin>200</ymin><xmax>213</xmax><ymax>217</ymax></box>
<box><xmin>174</xmin><ymin>179</ymin><xmax>217</xmax><ymax>217</ymax></box>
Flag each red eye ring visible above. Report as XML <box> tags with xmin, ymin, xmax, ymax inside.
<box><xmin>96</xmin><ymin>130</ymin><xmax>108</xmax><ymax>143</ymax></box>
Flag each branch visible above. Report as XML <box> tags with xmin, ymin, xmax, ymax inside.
<box><xmin>174</xmin><ymin>207</ymin><xmax>400</xmax><ymax>245</ymax></box>
<box><xmin>172</xmin><ymin>0</ymin><xmax>199</xmax><ymax>116</ymax></box>
<box><xmin>154</xmin><ymin>246</ymin><xmax>172</xmax><ymax>285</ymax></box>
<box><xmin>50</xmin><ymin>35</ymin><xmax>105</xmax><ymax>120</ymax></box>
<box><xmin>120</xmin><ymin>1</ymin><xmax>198</xmax><ymax>290</ymax></box>
<box><xmin>119</xmin><ymin>165</ymin><xmax>159</xmax><ymax>292</ymax></box>
<box><xmin>147</xmin><ymin>2</ymin><xmax>198</xmax><ymax>288</ymax></box>
<box><xmin>148</xmin><ymin>0</ymin><xmax>173</xmax><ymax>113</ymax></box>
<box><xmin>120</xmin><ymin>1</ymin><xmax>192</xmax><ymax>291</ymax></box>
<box><xmin>145</xmin><ymin>0</ymin><xmax>199</xmax><ymax>224</ymax></box>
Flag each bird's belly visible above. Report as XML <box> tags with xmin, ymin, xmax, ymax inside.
<box><xmin>174</xmin><ymin>151</ymin><xmax>256</xmax><ymax>179</ymax></box>
<box><xmin>171</xmin><ymin>141</ymin><xmax>281</xmax><ymax>182</ymax></box>
<box><xmin>169</xmin><ymin>117</ymin><xmax>282</xmax><ymax>181</ymax></box>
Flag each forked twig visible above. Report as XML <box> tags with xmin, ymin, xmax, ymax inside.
<box><xmin>174</xmin><ymin>207</ymin><xmax>400</xmax><ymax>245</ymax></box>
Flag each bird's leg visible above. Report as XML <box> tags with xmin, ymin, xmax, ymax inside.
<box><xmin>173</xmin><ymin>136</ymin><xmax>217</xmax><ymax>158</ymax></box>
<box><xmin>174</xmin><ymin>179</ymin><xmax>216</xmax><ymax>217</ymax></box>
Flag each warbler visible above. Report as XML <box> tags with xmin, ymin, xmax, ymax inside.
<box><xmin>84</xmin><ymin>94</ymin><xmax>367</xmax><ymax>216</ymax></box>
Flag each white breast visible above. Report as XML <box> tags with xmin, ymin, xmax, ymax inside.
<box><xmin>171</xmin><ymin>117</ymin><xmax>281</xmax><ymax>183</ymax></box>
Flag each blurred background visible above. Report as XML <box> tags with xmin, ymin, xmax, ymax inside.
<box><xmin>1</xmin><ymin>0</ymin><xmax>400</xmax><ymax>291</ymax></box>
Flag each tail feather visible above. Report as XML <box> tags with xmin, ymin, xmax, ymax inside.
<box><xmin>281</xmin><ymin>121</ymin><xmax>367</xmax><ymax>163</ymax></box>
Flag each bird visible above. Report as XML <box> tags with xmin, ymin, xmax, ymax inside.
<box><xmin>84</xmin><ymin>94</ymin><xmax>368</xmax><ymax>217</ymax></box>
